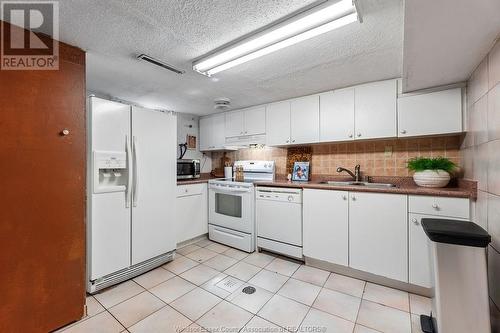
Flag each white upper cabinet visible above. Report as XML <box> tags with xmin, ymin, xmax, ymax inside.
<box><xmin>200</xmin><ymin>113</ymin><xmax>226</xmax><ymax>151</ymax></box>
<box><xmin>225</xmin><ymin>111</ymin><xmax>245</xmax><ymax>137</ymax></box>
<box><xmin>349</xmin><ymin>192</ymin><xmax>408</xmax><ymax>282</ymax></box>
<box><xmin>244</xmin><ymin>106</ymin><xmax>266</xmax><ymax>136</ymax></box>
<box><xmin>225</xmin><ymin>106</ymin><xmax>266</xmax><ymax>138</ymax></box>
<box><xmin>320</xmin><ymin>88</ymin><xmax>355</xmax><ymax>142</ymax></box>
<box><xmin>354</xmin><ymin>79</ymin><xmax>398</xmax><ymax>140</ymax></box>
<box><xmin>398</xmin><ymin>88</ymin><xmax>463</xmax><ymax>137</ymax></box>
<box><xmin>290</xmin><ymin>95</ymin><xmax>320</xmax><ymax>144</ymax></box>
<box><xmin>212</xmin><ymin>113</ymin><xmax>226</xmax><ymax>148</ymax></box>
<box><xmin>303</xmin><ymin>189</ymin><xmax>349</xmax><ymax>266</ymax></box>
<box><xmin>199</xmin><ymin>116</ymin><xmax>211</xmax><ymax>151</ymax></box>
<box><xmin>266</xmin><ymin>101</ymin><xmax>291</xmax><ymax>146</ymax></box>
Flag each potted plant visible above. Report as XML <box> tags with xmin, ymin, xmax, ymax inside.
<box><xmin>407</xmin><ymin>157</ymin><xmax>457</xmax><ymax>188</ymax></box>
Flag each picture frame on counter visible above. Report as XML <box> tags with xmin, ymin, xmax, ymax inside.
<box><xmin>292</xmin><ymin>161</ymin><xmax>310</xmax><ymax>181</ymax></box>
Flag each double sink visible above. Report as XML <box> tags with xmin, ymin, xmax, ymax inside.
<box><xmin>319</xmin><ymin>180</ymin><xmax>396</xmax><ymax>189</ymax></box>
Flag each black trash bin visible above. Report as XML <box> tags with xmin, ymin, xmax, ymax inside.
<box><xmin>421</xmin><ymin>218</ymin><xmax>491</xmax><ymax>333</ymax></box>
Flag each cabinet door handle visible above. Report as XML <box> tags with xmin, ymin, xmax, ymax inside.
<box><xmin>348</xmin><ymin>133</ymin><xmax>353</xmax><ymax>138</ymax></box>
<box><xmin>292</xmin><ymin>139</ymin><xmax>296</xmax><ymax>143</ymax></box>
<box><xmin>342</xmin><ymin>195</ymin><xmax>347</xmax><ymax>200</ymax></box>
<box><xmin>357</xmin><ymin>133</ymin><xmax>362</xmax><ymax>137</ymax></box>
<box><xmin>351</xmin><ymin>195</ymin><xmax>356</xmax><ymax>201</ymax></box>
<box><xmin>432</xmin><ymin>203</ymin><xmax>439</xmax><ymax>209</ymax></box>
<box><xmin>400</xmin><ymin>130</ymin><xmax>407</xmax><ymax>134</ymax></box>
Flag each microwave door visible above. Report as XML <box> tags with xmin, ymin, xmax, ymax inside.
<box><xmin>177</xmin><ymin>162</ymin><xmax>193</xmax><ymax>179</ymax></box>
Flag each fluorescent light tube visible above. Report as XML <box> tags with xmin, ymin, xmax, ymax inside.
<box><xmin>193</xmin><ymin>0</ymin><xmax>359</xmax><ymax>75</ymax></box>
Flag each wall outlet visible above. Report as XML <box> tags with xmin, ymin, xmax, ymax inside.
<box><xmin>384</xmin><ymin>146</ymin><xmax>393</xmax><ymax>157</ymax></box>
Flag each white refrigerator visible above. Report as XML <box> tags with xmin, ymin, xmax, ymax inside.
<box><xmin>87</xmin><ymin>96</ymin><xmax>176</xmax><ymax>293</ymax></box>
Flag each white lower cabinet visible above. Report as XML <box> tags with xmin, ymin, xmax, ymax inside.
<box><xmin>303</xmin><ymin>190</ymin><xmax>471</xmax><ymax>287</ymax></box>
<box><xmin>176</xmin><ymin>184</ymin><xmax>208</xmax><ymax>244</ymax></box>
<box><xmin>303</xmin><ymin>189</ymin><xmax>348</xmax><ymax>266</ymax></box>
<box><xmin>408</xmin><ymin>195</ymin><xmax>470</xmax><ymax>288</ymax></box>
<box><xmin>349</xmin><ymin>192</ymin><xmax>408</xmax><ymax>282</ymax></box>
<box><xmin>408</xmin><ymin>214</ymin><xmax>466</xmax><ymax>288</ymax></box>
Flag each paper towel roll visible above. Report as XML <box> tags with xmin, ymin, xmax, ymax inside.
<box><xmin>224</xmin><ymin>166</ymin><xmax>233</xmax><ymax>179</ymax></box>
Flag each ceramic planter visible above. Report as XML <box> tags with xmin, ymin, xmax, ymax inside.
<box><xmin>413</xmin><ymin>169</ymin><xmax>451</xmax><ymax>188</ymax></box>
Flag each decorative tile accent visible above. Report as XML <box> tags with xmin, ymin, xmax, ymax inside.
<box><xmin>286</xmin><ymin>146</ymin><xmax>312</xmax><ymax>175</ymax></box>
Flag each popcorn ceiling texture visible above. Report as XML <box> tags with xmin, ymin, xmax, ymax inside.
<box><xmin>212</xmin><ymin>136</ymin><xmax>461</xmax><ymax>177</ymax></box>
<box><xmin>61</xmin><ymin>0</ymin><xmax>403</xmax><ymax>114</ymax></box>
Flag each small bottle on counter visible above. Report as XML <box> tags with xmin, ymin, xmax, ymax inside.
<box><xmin>235</xmin><ymin>166</ymin><xmax>244</xmax><ymax>182</ymax></box>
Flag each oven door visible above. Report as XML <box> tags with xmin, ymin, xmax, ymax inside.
<box><xmin>209</xmin><ymin>184</ymin><xmax>253</xmax><ymax>233</ymax></box>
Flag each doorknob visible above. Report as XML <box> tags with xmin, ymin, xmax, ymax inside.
<box><xmin>60</xmin><ymin>129</ymin><xmax>70</xmax><ymax>136</ymax></box>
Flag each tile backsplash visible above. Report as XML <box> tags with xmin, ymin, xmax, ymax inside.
<box><xmin>212</xmin><ymin>135</ymin><xmax>461</xmax><ymax>177</ymax></box>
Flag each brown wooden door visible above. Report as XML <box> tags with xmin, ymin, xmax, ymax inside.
<box><xmin>0</xmin><ymin>22</ymin><xmax>86</xmax><ymax>332</ymax></box>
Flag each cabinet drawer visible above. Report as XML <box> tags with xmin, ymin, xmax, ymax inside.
<box><xmin>409</xmin><ymin>195</ymin><xmax>469</xmax><ymax>219</ymax></box>
<box><xmin>177</xmin><ymin>183</ymin><xmax>206</xmax><ymax>197</ymax></box>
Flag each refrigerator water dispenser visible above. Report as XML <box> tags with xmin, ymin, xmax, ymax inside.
<box><xmin>93</xmin><ymin>151</ymin><xmax>128</xmax><ymax>193</ymax></box>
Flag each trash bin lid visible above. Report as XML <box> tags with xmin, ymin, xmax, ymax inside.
<box><xmin>421</xmin><ymin>218</ymin><xmax>491</xmax><ymax>248</ymax></box>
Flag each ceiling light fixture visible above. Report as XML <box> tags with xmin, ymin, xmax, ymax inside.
<box><xmin>193</xmin><ymin>0</ymin><xmax>361</xmax><ymax>76</ymax></box>
<box><xmin>137</xmin><ymin>54</ymin><xmax>185</xmax><ymax>74</ymax></box>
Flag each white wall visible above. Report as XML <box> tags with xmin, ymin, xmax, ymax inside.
<box><xmin>177</xmin><ymin>113</ymin><xmax>211</xmax><ymax>173</ymax></box>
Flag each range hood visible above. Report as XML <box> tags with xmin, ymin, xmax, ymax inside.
<box><xmin>225</xmin><ymin>134</ymin><xmax>266</xmax><ymax>148</ymax></box>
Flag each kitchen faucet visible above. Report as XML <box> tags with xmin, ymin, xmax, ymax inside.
<box><xmin>337</xmin><ymin>164</ymin><xmax>361</xmax><ymax>182</ymax></box>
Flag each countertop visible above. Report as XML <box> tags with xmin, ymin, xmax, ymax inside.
<box><xmin>254</xmin><ymin>176</ymin><xmax>477</xmax><ymax>200</ymax></box>
<box><xmin>177</xmin><ymin>174</ymin><xmax>477</xmax><ymax>199</ymax></box>
<box><xmin>177</xmin><ymin>173</ymin><xmax>215</xmax><ymax>185</ymax></box>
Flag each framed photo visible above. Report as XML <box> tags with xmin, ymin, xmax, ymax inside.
<box><xmin>292</xmin><ymin>161</ymin><xmax>310</xmax><ymax>181</ymax></box>
<box><xmin>187</xmin><ymin>135</ymin><xmax>197</xmax><ymax>150</ymax></box>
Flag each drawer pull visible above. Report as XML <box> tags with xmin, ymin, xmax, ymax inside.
<box><xmin>432</xmin><ymin>203</ymin><xmax>439</xmax><ymax>210</ymax></box>
<box><xmin>412</xmin><ymin>218</ymin><xmax>419</xmax><ymax>225</ymax></box>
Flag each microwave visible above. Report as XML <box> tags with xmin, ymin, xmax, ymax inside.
<box><xmin>177</xmin><ymin>159</ymin><xmax>201</xmax><ymax>179</ymax></box>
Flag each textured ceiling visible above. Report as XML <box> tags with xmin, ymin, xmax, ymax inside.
<box><xmin>403</xmin><ymin>0</ymin><xmax>500</xmax><ymax>92</ymax></box>
<box><xmin>56</xmin><ymin>0</ymin><xmax>403</xmax><ymax>114</ymax></box>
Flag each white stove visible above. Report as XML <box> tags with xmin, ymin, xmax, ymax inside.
<box><xmin>208</xmin><ymin>161</ymin><xmax>275</xmax><ymax>252</ymax></box>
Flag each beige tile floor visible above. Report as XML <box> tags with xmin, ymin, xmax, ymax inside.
<box><xmin>59</xmin><ymin>238</ymin><xmax>431</xmax><ymax>333</ymax></box>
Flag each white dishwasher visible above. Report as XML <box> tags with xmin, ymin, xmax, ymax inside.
<box><xmin>256</xmin><ymin>187</ymin><xmax>303</xmax><ymax>259</ymax></box>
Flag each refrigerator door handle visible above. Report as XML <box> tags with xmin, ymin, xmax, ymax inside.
<box><xmin>132</xmin><ymin>136</ymin><xmax>139</xmax><ymax>207</ymax></box>
<box><xmin>125</xmin><ymin>135</ymin><xmax>132</xmax><ymax>208</ymax></box>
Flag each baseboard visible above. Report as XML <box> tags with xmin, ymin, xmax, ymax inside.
<box><xmin>305</xmin><ymin>256</ymin><xmax>432</xmax><ymax>297</ymax></box>
<box><xmin>177</xmin><ymin>233</ymin><xmax>208</xmax><ymax>248</ymax></box>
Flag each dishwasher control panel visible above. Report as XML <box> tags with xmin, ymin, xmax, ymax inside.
<box><xmin>256</xmin><ymin>187</ymin><xmax>302</xmax><ymax>203</ymax></box>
